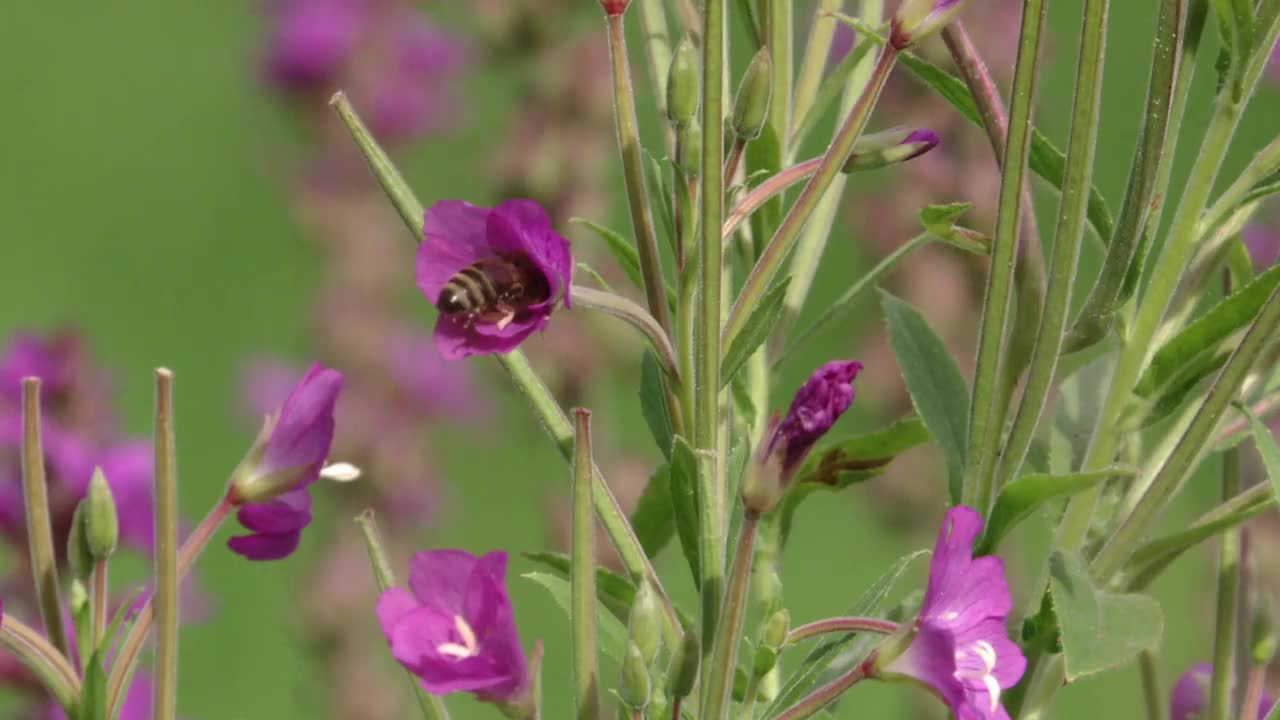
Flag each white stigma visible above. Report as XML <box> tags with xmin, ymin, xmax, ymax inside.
<box><xmin>954</xmin><ymin>639</ymin><xmax>1001</xmax><ymax>712</ymax></box>
<box><xmin>437</xmin><ymin>615</ymin><xmax>480</xmax><ymax>660</ymax></box>
<box><xmin>320</xmin><ymin>462</ymin><xmax>362</xmax><ymax>483</ymax></box>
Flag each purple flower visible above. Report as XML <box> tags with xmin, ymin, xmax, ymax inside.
<box><xmin>368</xmin><ymin>14</ymin><xmax>469</xmax><ymax>142</ymax></box>
<box><xmin>43</xmin><ymin>672</ymin><xmax>153</xmax><ymax>720</ymax></box>
<box><xmin>96</xmin><ymin>442</ymin><xmax>155</xmax><ymax>553</ymax></box>
<box><xmin>377</xmin><ymin>549</ymin><xmax>528</xmax><ymax>702</ymax></box>
<box><xmin>1244</xmin><ymin>224</ymin><xmax>1280</xmax><ymax>272</ymax></box>
<box><xmin>263</xmin><ymin>0</ymin><xmax>365</xmax><ymax>92</ymax></box>
<box><xmin>386</xmin><ymin>329</ymin><xmax>485</xmax><ymax>420</ymax></box>
<box><xmin>230</xmin><ymin>362</ymin><xmax>343</xmax><ymax>505</ymax></box>
<box><xmin>0</xmin><ymin>334</ymin><xmax>76</xmax><ymax>407</ymax></box>
<box><xmin>1171</xmin><ymin>663</ymin><xmax>1276</xmax><ymax>720</ymax></box>
<box><xmin>416</xmin><ymin>200</ymin><xmax>573</xmax><ymax>359</ymax></box>
<box><xmin>764</xmin><ymin>360</ymin><xmax>863</xmax><ymax>481</ymax></box>
<box><xmin>873</xmin><ymin>506</ymin><xmax>1025</xmax><ymax>719</ymax></box>
<box><xmin>227</xmin><ymin>488</ymin><xmax>313</xmax><ymax>561</ymax></box>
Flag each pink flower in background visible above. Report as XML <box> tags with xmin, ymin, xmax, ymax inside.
<box><xmin>1170</xmin><ymin>663</ymin><xmax>1275</xmax><ymax>719</ymax></box>
<box><xmin>763</xmin><ymin>360</ymin><xmax>863</xmax><ymax>482</ymax></box>
<box><xmin>417</xmin><ymin>200</ymin><xmax>573</xmax><ymax>359</ymax></box>
<box><xmin>385</xmin><ymin>329</ymin><xmax>485</xmax><ymax>420</ymax></box>
<box><xmin>0</xmin><ymin>334</ymin><xmax>76</xmax><ymax>407</ymax></box>
<box><xmin>377</xmin><ymin>550</ymin><xmax>528</xmax><ymax>701</ymax></box>
<box><xmin>873</xmin><ymin>506</ymin><xmax>1025</xmax><ymax>719</ymax></box>
<box><xmin>369</xmin><ymin>13</ymin><xmax>470</xmax><ymax>142</ymax></box>
<box><xmin>1244</xmin><ymin>223</ymin><xmax>1280</xmax><ymax>272</ymax></box>
<box><xmin>263</xmin><ymin>0</ymin><xmax>365</xmax><ymax>93</ymax></box>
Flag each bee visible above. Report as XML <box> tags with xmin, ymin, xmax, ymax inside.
<box><xmin>436</xmin><ymin>254</ymin><xmax>550</xmax><ymax>329</ymax></box>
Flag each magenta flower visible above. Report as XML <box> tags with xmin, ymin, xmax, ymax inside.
<box><xmin>230</xmin><ymin>362</ymin><xmax>343</xmax><ymax>505</ymax></box>
<box><xmin>368</xmin><ymin>13</ymin><xmax>469</xmax><ymax>142</ymax></box>
<box><xmin>227</xmin><ymin>488</ymin><xmax>312</xmax><ymax>561</ymax></box>
<box><xmin>416</xmin><ymin>200</ymin><xmax>573</xmax><ymax>359</ymax></box>
<box><xmin>263</xmin><ymin>0</ymin><xmax>364</xmax><ymax>93</ymax></box>
<box><xmin>872</xmin><ymin>506</ymin><xmax>1025</xmax><ymax>719</ymax></box>
<box><xmin>1244</xmin><ymin>224</ymin><xmax>1280</xmax><ymax>272</ymax></box>
<box><xmin>763</xmin><ymin>360</ymin><xmax>862</xmax><ymax>482</ymax></box>
<box><xmin>377</xmin><ymin>549</ymin><xmax>528</xmax><ymax>702</ymax></box>
<box><xmin>1171</xmin><ymin>663</ymin><xmax>1275</xmax><ymax>720</ymax></box>
<box><xmin>0</xmin><ymin>334</ymin><xmax>76</xmax><ymax>407</ymax></box>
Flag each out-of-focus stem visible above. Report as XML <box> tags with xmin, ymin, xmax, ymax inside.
<box><xmin>570</xmin><ymin>409</ymin><xmax>602</xmax><ymax>720</ymax></box>
<box><xmin>0</xmin><ymin>614</ymin><xmax>81</xmax><ymax>711</ymax></box>
<box><xmin>636</xmin><ymin>0</ymin><xmax>673</xmax><ymax>125</ymax></box>
<box><xmin>723</xmin><ymin>158</ymin><xmax>821</xmax><ymax>240</ymax></box>
<box><xmin>1208</xmin><ymin>433</ymin><xmax>1241</xmax><ymax>720</ymax></box>
<box><xmin>790</xmin><ymin>0</ymin><xmax>842</xmax><ymax>143</ymax></box>
<box><xmin>608</xmin><ymin>12</ymin><xmax>674</xmax><ymax>336</ymax></box>
<box><xmin>153</xmin><ymin>370</ymin><xmax>180</xmax><ymax>720</ymax></box>
<box><xmin>1242</xmin><ymin>665</ymin><xmax>1268</xmax><ymax>720</ymax></box>
<box><xmin>20</xmin><ymin>379</ymin><xmax>70</xmax><ymax>658</ymax></box>
<box><xmin>329</xmin><ymin>92</ymin><xmax>423</xmax><ymax>241</ymax></box>
<box><xmin>356</xmin><ymin>510</ymin><xmax>450</xmax><ymax>720</ymax></box>
<box><xmin>723</xmin><ymin>138</ymin><xmax>747</xmax><ymax>189</ymax></box>
<box><xmin>773</xmin><ymin>661</ymin><xmax>869</xmax><ymax>720</ymax></box>
<box><xmin>1139</xmin><ymin>651</ymin><xmax>1166</xmax><ymax>720</ymax></box>
<box><xmin>701</xmin><ymin>511</ymin><xmax>761</xmax><ymax>720</ymax></box>
<box><xmin>963</xmin><ymin>0</ymin><xmax>1048</xmax><ymax>515</ymax></box>
<box><xmin>765</xmin><ymin>0</ymin><xmax>791</xmax><ymax>159</ymax></box>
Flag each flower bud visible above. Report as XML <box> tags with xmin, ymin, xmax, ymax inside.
<box><xmin>666</xmin><ymin>628</ymin><xmax>700</xmax><ymax>699</ymax></box>
<box><xmin>732</xmin><ymin>48</ymin><xmax>773</xmax><ymax>141</ymax></box>
<box><xmin>842</xmin><ymin>128</ymin><xmax>940</xmax><ymax>173</ymax></box>
<box><xmin>599</xmin><ymin>0</ymin><xmax>630</xmax><ymax>15</ymax></box>
<box><xmin>680</xmin><ymin>123</ymin><xmax>702</xmax><ymax>178</ymax></box>
<box><xmin>620</xmin><ymin>641</ymin><xmax>652</xmax><ymax>710</ymax></box>
<box><xmin>628</xmin><ymin>581</ymin><xmax>662</xmax><ymax>665</ymax></box>
<box><xmin>892</xmin><ymin>0</ymin><xmax>967</xmax><ymax>48</ymax></box>
<box><xmin>66</xmin><ymin>503</ymin><xmax>94</xmax><ymax>580</ymax></box>
<box><xmin>85</xmin><ymin>467</ymin><xmax>118</xmax><ymax>560</ymax></box>
<box><xmin>761</xmin><ymin>608</ymin><xmax>790</xmax><ymax>651</ymax></box>
<box><xmin>667</xmin><ymin>35</ymin><xmax>700</xmax><ymax>128</ymax></box>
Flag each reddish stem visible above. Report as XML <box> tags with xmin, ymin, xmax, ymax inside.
<box><xmin>786</xmin><ymin>616</ymin><xmax>900</xmax><ymax>645</ymax></box>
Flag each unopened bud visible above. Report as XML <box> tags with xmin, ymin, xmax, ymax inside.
<box><xmin>681</xmin><ymin>123</ymin><xmax>703</xmax><ymax>178</ymax></box>
<box><xmin>842</xmin><ymin>128</ymin><xmax>940</xmax><ymax>173</ymax></box>
<box><xmin>66</xmin><ymin>503</ymin><xmax>94</xmax><ymax>580</ymax></box>
<box><xmin>1251</xmin><ymin>597</ymin><xmax>1277</xmax><ymax>666</ymax></box>
<box><xmin>762</xmin><ymin>608</ymin><xmax>791</xmax><ymax>650</ymax></box>
<box><xmin>741</xmin><ymin>437</ymin><xmax>784</xmax><ymax>514</ymax></box>
<box><xmin>599</xmin><ymin>0</ymin><xmax>630</xmax><ymax>15</ymax></box>
<box><xmin>732</xmin><ymin>48</ymin><xmax>773</xmax><ymax>141</ymax></box>
<box><xmin>666</xmin><ymin>628</ymin><xmax>701</xmax><ymax>699</ymax></box>
<box><xmin>667</xmin><ymin>35</ymin><xmax>700</xmax><ymax>128</ymax></box>
<box><xmin>892</xmin><ymin>0</ymin><xmax>968</xmax><ymax>48</ymax></box>
<box><xmin>620</xmin><ymin>641</ymin><xmax>652</xmax><ymax>709</ymax></box>
<box><xmin>85</xmin><ymin>467</ymin><xmax>118</xmax><ymax>559</ymax></box>
<box><xmin>628</xmin><ymin>582</ymin><xmax>662</xmax><ymax>665</ymax></box>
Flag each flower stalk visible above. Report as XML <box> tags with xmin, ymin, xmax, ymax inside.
<box><xmin>700</xmin><ymin>510</ymin><xmax>762</xmax><ymax>720</ymax></box>
<box><xmin>785</xmin><ymin>616</ymin><xmax>901</xmax><ymax>643</ymax></box>
<box><xmin>570</xmin><ymin>409</ymin><xmax>602</xmax><ymax>720</ymax></box>
<box><xmin>20</xmin><ymin>378</ymin><xmax>71</xmax><ymax>658</ymax></box>
<box><xmin>572</xmin><ymin>285</ymin><xmax>682</xmax><ymax>387</ymax></box>
<box><xmin>1208</xmin><ymin>443</ymin><xmax>1242</xmax><ymax>720</ymax></box>
<box><xmin>0</xmin><ymin>614</ymin><xmax>81</xmax><ymax>711</ymax></box>
<box><xmin>154</xmin><ymin>370</ymin><xmax>180</xmax><ymax>720</ymax></box>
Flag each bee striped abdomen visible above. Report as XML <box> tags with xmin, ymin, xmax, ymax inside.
<box><xmin>438</xmin><ymin>264</ymin><xmax>500</xmax><ymax>314</ymax></box>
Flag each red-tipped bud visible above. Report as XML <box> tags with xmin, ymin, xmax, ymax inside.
<box><xmin>600</xmin><ymin>0</ymin><xmax>630</xmax><ymax>15</ymax></box>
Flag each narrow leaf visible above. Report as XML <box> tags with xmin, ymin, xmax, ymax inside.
<box><xmin>643</xmin><ymin>149</ymin><xmax>676</xmax><ymax>251</ymax></box>
<box><xmin>746</xmin><ymin>126</ymin><xmax>785</xmax><ymax>258</ymax></box>
<box><xmin>721</xmin><ymin>277</ymin><xmax>792</xmax><ymax>387</ymax></box>
<box><xmin>522</xmin><ymin>551</ymin><xmax>637</xmax><ymax>622</ymax></box>
<box><xmin>570</xmin><ymin>217</ymin><xmax>644</xmax><ymax>291</ymax></box>
<box><xmin>880</xmin><ymin>290</ymin><xmax>970</xmax><ymax>503</ymax></box>
<box><xmin>790</xmin><ymin>40</ymin><xmax>875</xmax><ymax>152</ymax></box>
<box><xmin>980</xmin><ymin>467</ymin><xmax>1136</xmax><ymax>553</ymax></box>
<box><xmin>79</xmin><ymin>653</ymin><xmax>108</xmax><ymax>720</ymax></box>
<box><xmin>1048</xmin><ymin>552</ymin><xmax>1164</xmax><ymax>681</ymax></box>
<box><xmin>669</xmin><ymin>437</ymin><xmax>701</xmax><ymax>583</ymax></box>
<box><xmin>919</xmin><ymin>202</ymin><xmax>989</xmax><ymax>255</ymax></box>
<box><xmin>1239</xmin><ymin>403</ymin><xmax>1280</xmax><ymax>503</ymax></box>
<box><xmin>628</xmin><ymin>465</ymin><xmax>677</xmax><ymax>560</ymax></box>
<box><xmin>639</xmin><ymin>350</ymin><xmax>674</xmax><ymax>460</ymax></box>
<box><xmin>524</xmin><ymin>572</ymin><xmax>629</xmax><ymax>661</ymax></box>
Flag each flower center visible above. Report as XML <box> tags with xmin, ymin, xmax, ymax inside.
<box><xmin>954</xmin><ymin>639</ymin><xmax>1000</xmax><ymax>712</ymax></box>
<box><xmin>437</xmin><ymin>615</ymin><xmax>480</xmax><ymax>660</ymax></box>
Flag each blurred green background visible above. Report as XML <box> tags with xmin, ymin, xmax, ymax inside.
<box><xmin>1</xmin><ymin>2</ymin><xmax>1277</xmax><ymax>718</ymax></box>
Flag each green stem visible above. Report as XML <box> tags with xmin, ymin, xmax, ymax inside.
<box><xmin>722</xmin><ymin>43</ymin><xmax>898</xmax><ymax>353</ymax></box>
<box><xmin>329</xmin><ymin>91</ymin><xmax>423</xmax><ymax>240</ymax></box>
<box><xmin>1065</xmin><ymin>0</ymin><xmax>1186</xmax><ymax>351</ymax></box>
<box><xmin>608</xmin><ymin>12</ymin><xmax>674</xmax><ymax>336</ymax></box>
<box><xmin>1199</xmin><ymin>133</ymin><xmax>1280</xmax><ymax>236</ymax></box>
<box><xmin>1090</xmin><ymin>284</ymin><xmax>1280</xmax><ymax>584</ymax></box>
<box><xmin>696</xmin><ymin>0</ymin><xmax>727</xmax><ymax>661</ymax></box>
<box><xmin>19</xmin><ymin>379</ymin><xmax>70</xmax><ymax>658</ymax></box>
<box><xmin>992</xmin><ymin>0</ymin><xmax>1109</xmax><ymax>499</ymax></box>
<box><xmin>573</xmin><ymin>285</ymin><xmax>682</xmax><ymax>386</ymax></box>
<box><xmin>724</xmin><ymin>138</ymin><xmax>747</xmax><ymax>188</ymax></box>
<box><xmin>784</xmin><ymin>616</ymin><xmax>899</xmax><ymax>643</ymax></box>
<box><xmin>1138</xmin><ymin>651</ymin><xmax>1166</xmax><ymax>720</ymax></box>
<box><xmin>773</xmin><ymin>660</ymin><xmax>869</xmax><ymax>720</ymax></box>
<box><xmin>91</xmin><ymin>559</ymin><xmax>108</xmax><ymax>650</ymax></box>
<box><xmin>790</xmin><ymin>0</ymin><xmax>842</xmax><ymax>147</ymax></box>
<box><xmin>636</xmin><ymin>0</ymin><xmax>673</xmax><ymax>126</ymax></box>
<box><xmin>766</xmin><ymin>0</ymin><xmax>792</xmax><ymax>160</ymax></box>
<box><xmin>0</xmin><ymin>614</ymin><xmax>81</xmax><ymax>711</ymax></box>
<box><xmin>962</xmin><ymin>0</ymin><xmax>1048</xmax><ymax>514</ymax></box>
<box><xmin>701</xmin><ymin>510</ymin><xmax>761</xmax><ymax>720</ymax></box>
<box><xmin>570</xmin><ymin>409</ymin><xmax>602</xmax><ymax>720</ymax></box>
<box><xmin>356</xmin><ymin>510</ymin><xmax>450</xmax><ymax>720</ymax></box>
<box><xmin>1208</xmin><ymin>444</ymin><xmax>1241</xmax><ymax>720</ymax></box>
<box><xmin>153</xmin><ymin>370</ymin><xmax>180</xmax><ymax>720</ymax></box>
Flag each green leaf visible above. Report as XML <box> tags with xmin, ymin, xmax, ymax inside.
<box><xmin>721</xmin><ymin>277</ymin><xmax>792</xmax><ymax>387</ymax></box>
<box><xmin>1239</xmin><ymin>403</ymin><xmax>1280</xmax><ymax>504</ymax></box>
<box><xmin>1240</xmin><ymin>170</ymin><xmax>1280</xmax><ymax>209</ymax></box>
<box><xmin>100</xmin><ymin>586</ymin><xmax>145</xmax><ymax>661</ymax></box>
<box><xmin>570</xmin><ymin>217</ymin><xmax>644</xmax><ymax>291</ymax></box>
<box><xmin>669</xmin><ymin>436</ymin><xmax>701</xmax><ymax>584</ymax></box>
<box><xmin>790</xmin><ymin>40</ymin><xmax>875</xmax><ymax>152</ymax></box>
<box><xmin>628</xmin><ymin>464</ymin><xmax>676</xmax><ymax>561</ymax></box>
<box><xmin>521</xmin><ymin>551</ymin><xmax>637</xmax><ymax>622</ymax></box>
<box><xmin>1136</xmin><ymin>261</ymin><xmax>1280</xmax><ymax>396</ymax></box>
<box><xmin>766</xmin><ymin>550</ymin><xmax>930</xmax><ymax>716</ymax></box>
<box><xmin>78</xmin><ymin>653</ymin><xmax>107</xmax><ymax>720</ymax></box>
<box><xmin>575</xmin><ymin>261</ymin><xmax>615</xmax><ymax>292</ymax></box>
<box><xmin>778</xmin><ymin>417</ymin><xmax>931</xmax><ymax>547</ymax></box>
<box><xmin>1048</xmin><ymin>552</ymin><xmax>1164</xmax><ymax>681</ymax></box>
<box><xmin>919</xmin><ymin>202</ymin><xmax>989</xmax><ymax>255</ymax></box>
<box><xmin>880</xmin><ymin>290</ymin><xmax>970</xmax><ymax>503</ymax></box>
<box><xmin>639</xmin><ymin>350</ymin><xmax>675</xmax><ymax>460</ymax></box>
<box><xmin>746</xmin><ymin>125</ymin><xmax>785</xmax><ymax>258</ymax></box>
<box><xmin>525</xmin><ymin>572</ymin><xmax>630</xmax><ymax>662</ymax></box>
<box><xmin>979</xmin><ymin>467</ymin><xmax>1136</xmax><ymax>553</ymax></box>
<box><xmin>644</xmin><ymin>150</ymin><xmax>676</xmax><ymax>253</ymax></box>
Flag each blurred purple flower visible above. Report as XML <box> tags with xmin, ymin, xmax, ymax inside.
<box><xmin>368</xmin><ymin>13</ymin><xmax>470</xmax><ymax>142</ymax></box>
<box><xmin>1171</xmin><ymin>662</ymin><xmax>1275</xmax><ymax>719</ymax></box>
<box><xmin>230</xmin><ymin>362</ymin><xmax>343</xmax><ymax>505</ymax></box>
<box><xmin>228</xmin><ymin>487</ymin><xmax>313</xmax><ymax>561</ymax></box>
<box><xmin>1244</xmin><ymin>224</ymin><xmax>1280</xmax><ymax>272</ymax></box>
<box><xmin>763</xmin><ymin>360</ymin><xmax>862</xmax><ymax>482</ymax></box>
<box><xmin>377</xmin><ymin>549</ymin><xmax>528</xmax><ymax>701</ymax></box>
<box><xmin>874</xmin><ymin>506</ymin><xmax>1025</xmax><ymax>720</ymax></box>
<box><xmin>43</xmin><ymin>672</ymin><xmax>153</xmax><ymax>720</ymax></box>
<box><xmin>386</xmin><ymin>329</ymin><xmax>484</xmax><ymax>420</ymax></box>
<box><xmin>1270</xmin><ymin>38</ymin><xmax>1280</xmax><ymax>81</ymax></box>
<box><xmin>0</xmin><ymin>334</ymin><xmax>76</xmax><ymax>407</ymax></box>
<box><xmin>417</xmin><ymin>200</ymin><xmax>573</xmax><ymax>359</ymax></box>
<box><xmin>238</xmin><ymin>355</ymin><xmax>304</xmax><ymax>420</ymax></box>
<box><xmin>96</xmin><ymin>441</ymin><xmax>155</xmax><ymax>552</ymax></box>
<box><xmin>264</xmin><ymin>0</ymin><xmax>365</xmax><ymax>93</ymax></box>
<box><xmin>829</xmin><ymin>22</ymin><xmax>856</xmax><ymax>66</ymax></box>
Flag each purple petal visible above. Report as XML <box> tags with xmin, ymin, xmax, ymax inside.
<box><xmin>264</xmin><ymin>0</ymin><xmax>363</xmax><ymax>92</ymax></box>
<box><xmin>408</xmin><ymin>549</ymin><xmax>482</xmax><ymax>612</ymax></box>
<box><xmin>227</xmin><ymin>528</ymin><xmax>303</xmax><ymax>561</ymax></box>
<box><xmin>432</xmin><ymin>313</ymin><xmax>547</xmax><ymax>359</ymax></box>
<box><xmin>236</xmin><ymin>489</ymin><xmax>313</xmax><ymax>534</ymax></box>
<box><xmin>770</xmin><ymin>360</ymin><xmax>862</xmax><ymax>473</ymax></box>
<box><xmin>260</xmin><ymin>363</ymin><xmax>343</xmax><ymax>483</ymax></box>
<box><xmin>417</xmin><ymin>201</ymin><xmax>497</xmax><ymax>302</ymax></box>
<box><xmin>97</xmin><ymin>441</ymin><xmax>155</xmax><ymax>552</ymax></box>
<box><xmin>487</xmin><ymin>200</ymin><xmax>573</xmax><ymax>308</ymax></box>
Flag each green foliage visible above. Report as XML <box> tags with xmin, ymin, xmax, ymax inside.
<box><xmin>919</xmin><ymin>202</ymin><xmax>989</xmax><ymax>254</ymax></box>
<box><xmin>78</xmin><ymin>654</ymin><xmax>107</xmax><ymax>720</ymax></box>
<box><xmin>880</xmin><ymin>291</ymin><xmax>970</xmax><ymax>503</ymax></box>
<box><xmin>789</xmin><ymin>40</ymin><xmax>875</xmax><ymax>153</ymax></box>
<box><xmin>721</xmin><ymin>277</ymin><xmax>791</xmax><ymax>387</ymax></box>
<box><xmin>1048</xmin><ymin>552</ymin><xmax>1163</xmax><ymax>681</ymax></box>
<box><xmin>630</xmin><ymin>465</ymin><xmax>678</xmax><ymax>560</ymax></box>
<box><xmin>524</xmin><ymin>572</ymin><xmax>630</xmax><ymax>662</ymax></box>
<box><xmin>979</xmin><ymin>467</ymin><xmax>1136</xmax><ymax>554</ymax></box>
<box><xmin>522</xmin><ymin>552</ymin><xmax>637</xmax><ymax>623</ymax></box>
<box><xmin>639</xmin><ymin>350</ymin><xmax>674</xmax><ymax>460</ymax></box>
<box><xmin>745</xmin><ymin>125</ymin><xmax>784</xmax><ymax>259</ymax></box>
<box><xmin>643</xmin><ymin>149</ymin><xmax>677</xmax><ymax>254</ymax></box>
<box><xmin>669</xmin><ymin>437</ymin><xmax>702</xmax><ymax>584</ymax></box>
<box><xmin>1239</xmin><ymin>404</ymin><xmax>1280</xmax><ymax>503</ymax></box>
<box><xmin>571</xmin><ymin>217</ymin><xmax>645</xmax><ymax>292</ymax></box>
